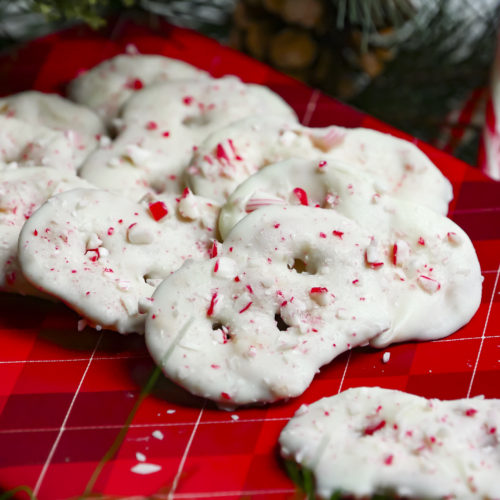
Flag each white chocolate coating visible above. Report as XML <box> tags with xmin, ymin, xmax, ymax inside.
<box><xmin>0</xmin><ymin>91</ymin><xmax>104</xmax><ymax>164</ymax></box>
<box><xmin>187</xmin><ymin>117</ymin><xmax>452</xmax><ymax>212</ymax></box>
<box><xmin>0</xmin><ymin>168</ymin><xmax>91</xmax><ymax>296</ymax></box>
<box><xmin>67</xmin><ymin>54</ymin><xmax>210</xmax><ymax>123</ymax></box>
<box><xmin>220</xmin><ymin>160</ymin><xmax>482</xmax><ymax>347</ymax></box>
<box><xmin>79</xmin><ymin>77</ymin><xmax>297</xmax><ymax>199</ymax></box>
<box><xmin>18</xmin><ymin>188</ymin><xmax>219</xmax><ymax>333</ymax></box>
<box><xmin>322</xmin><ymin>126</ymin><xmax>453</xmax><ymax>215</ymax></box>
<box><xmin>0</xmin><ymin>116</ymin><xmax>88</xmax><ymax>172</ymax></box>
<box><xmin>185</xmin><ymin>115</ymin><xmax>333</xmax><ymax>203</ymax></box>
<box><xmin>146</xmin><ymin>206</ymin><xmax>393</xmax><ymax>405</ymax></box>
<box><xmin>280</xmin><ymin>387</ymin><xmax>500</xmax><ymax>499</ymax></box>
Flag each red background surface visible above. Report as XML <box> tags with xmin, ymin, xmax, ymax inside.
<box><xmin>0</xmin><ymin>14</ymin><xmax>499</xmax><ymax>500</ymax></box>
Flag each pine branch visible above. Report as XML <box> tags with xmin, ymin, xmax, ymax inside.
<box><xmin>334</xmin><ymin>0</ymin><xmax>416</xmax><ymax>30</ymax></box>
<box><xmin>31</xmin><ymin>0</ymin><xmax>135</xmax><ymax>28</ymax></box>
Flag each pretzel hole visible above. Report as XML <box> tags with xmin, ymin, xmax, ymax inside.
<box><xmin>212</xmin><ymin>322</ymin><xmax>232</xmax><ymax>342</ymax></box>
<box><xmin>143</xmin><ymin>274</ymin><xmax>162</xmax><ymax>287</ymax></box>
<box><xmin>275</xmin><ymin>313</ymin><xmax>289</xmax><ymax>332</ymax></box>
<box><xmin>288</xmin><ymin>258</ymin><xmax>307</xmax><ymax>274</ymax></box>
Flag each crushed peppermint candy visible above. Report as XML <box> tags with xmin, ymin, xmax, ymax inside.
<box><xmin>148</xmin><ymin>201</ymin><xmax>168</xmax><ymax>221</ymax></box>
<box><xmin>131</xmin><ymin>463</ymin><xmax>161</xmax><ymax>475</ymax></box>
<box><xmin>292</xmin><ymin>187</ymin><xmax>309</xmax><ymax>206</ymax></box>
<box><xmin>365</xmin><ymin>240</ymin><xmax>384</xmax><ymax>269</ymax></box>
<box><xmin>152</xmin><ymin>430</ymin><xmax>164</xmax><ymax>440</ymax></box>
<box><xmin>417</xmin><ymin>275</ymin><xmax>441</xmax><ymax>294</ymax></box>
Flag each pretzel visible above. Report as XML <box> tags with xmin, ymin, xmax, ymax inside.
<box><xmin>146</xmin><ymin>206</ymin><xmax>392</xmax><ymax>405</ymax></box>
<box><xmin>0</xmin><ymin>116</ymin><xmax>90</xmax><ymax>172</ymax></box>
<box><xmin>0</xmin><ymin>91</ymin><xmax>104</xmax><ymax>163</ymax></box>
<box><xmin>18</xmin><ymin>188</ymin><xmax>219</xmax><ymax>333</ymax></box>
<box><xmin>79</xmin><ymin>77</ymin><xmax>297</xmax><ymax>199</ymax></box>
<box><xmin>68</xmin><ymin>54</ymin><xmax>210</xmax><ymax>123</ymax></box>
<box><xmin>219</xmin><ymin>160</ymin><xmax>481</xmax><ymax>347</ymax></box>
<box><xmin>280</xmin><ymin>387</ymin><xmax>500</xmax><ymax>499</ymax></box>
<box><xmin>145</xmin><ymin>203</ymin><xmax>481</xmax><ymax>405</ymax></box>
<box><xmin>0</xmin><ymin>168</ymin><xmax>91</xmax><ymax>296</ymax></box>
<box><xmin>186</xmin><ymin>116</ymin><xmax>452</xmax><ymax>213</ymax></box>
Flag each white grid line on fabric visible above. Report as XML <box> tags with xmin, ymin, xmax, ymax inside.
<box><xmin>467</xmin><ymin>263</ymin><xmax>500</xmax><ymax>397</ymax></box>
<box><xmin>1</xmin><ymin>331</ymin><xmax>499</xmax><ymax>368</ymax></box>
<box><xmin>0</xmin><ymin>417</ymin><xmax>290</xmax><ymax>435</ymax></box>
<box><xmin>0</xmin><ymin>354</ymin><xmax>149</xmax><ymax>365</ymax></box>
<box><xmin>301</xmin><ymin>88</ymin><xmax>320</xmax><ymax>126</ymax></box>
<box><xmin>168</xmin><ymin>404</ymin><xmax>206</xmax><ymax>500</ymax></box>
<box><xmin>33</xmin><ymin>332</ymin><xmax>104</xmax><ymax>496</ymax></box>
<box><xmin>337</xmin><ymin>350</ymin><xmax>352</xmax><ymax>394</ymax></box>
<box><xmin>432</xmin><ymin>334</ymin><xmax>500</xmax><ymax>343</ymax></box>
<box><xmin>168</xmin><ymin>488</ymin><xmax>296</xmax><ymax>499</ymax></box>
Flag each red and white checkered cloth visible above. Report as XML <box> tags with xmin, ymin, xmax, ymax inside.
<box><xmin>0</xmin><ymin>14</ymin><xmax>499</xmax><ymax>500</ymax></box>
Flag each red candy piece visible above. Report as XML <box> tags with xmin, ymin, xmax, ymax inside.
<box><xmin>293</xmin><ymin>187</ymin><xmax>308</xmax><ymax>206</ymax></box>
<box><xmin>127</xmin><ymin>78</ymin><xmax>143</xmax><ymax>90</ymax></box>
<box><xmin>148</xmin><ymin>201</ymin><xmax>168</xmax><ymax>221</ymax></box>
<box><xmin>207</xmin><ymin>292</ymin><xmax>219</xmax><ymax>317</ymax></box>
<box><xmin>216</xmin><ymin>143</ymin><xmax>230</xmax><ymax>162</ymax></box>
<box><xmin>364</xmin><ymin>420</ymin><xmax>386</xmax><ymax>435</ymax></box>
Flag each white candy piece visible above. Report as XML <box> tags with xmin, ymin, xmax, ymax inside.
<box><xmin>0</xmin><ymin>91</ymin><xmax>104</xmax><ymax>165</ymax></box>
<box><xmin>67</xmin><ymin>54</ymin><xmax>210</xmax><ymax>123</ymax></box>
<box><xmin>186</xmin><ymin>118</ymin><xmax>452</xmax><ymax>213</ymax></box>
<box><xmin>0</xmin><ymin>168</ymin><xmax>92</xmax><ymax>296</ymax></box>
<box><xmin>280</xmin><ymin>387</ymin><xmax>500</xmax><ymax>499</ymax></box>
<box><xmin>146</xmin><ymin>206</ymin><xmax>394</xmax><ymax>405</ymax></box>
<box><xmin>219</xmin><ymin>161</ymin><xmax>482</xmax><ymax>347</ymax></box>
<box><xmin>18</xmin><ymin>189</ymin><xmax>219</xmax><ymax>334</ymax></box>
<box><xmin>0</xmin><ymin>116</ymin><xmax>88</xmax><ymax>173</ymax></box>
<box><xmin>79</xmin><ymin>77</ymin><xmax>297</xmax><ymax>198</ymax></box>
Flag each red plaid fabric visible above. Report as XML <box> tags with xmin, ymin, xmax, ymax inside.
<box><xmin>0</xmin><ymin>14</ymin><xmax>499</xmax><ymax>500</ymax></box>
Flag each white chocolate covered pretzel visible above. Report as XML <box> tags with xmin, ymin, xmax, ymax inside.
<box><xmin>220</xmin><ymin>161</ymin><xmax>481</xmax><ymax>347</ymax></box>
<box><xmin>185</xmin><ymin>115</ymin><xmax>333</xmax><ymax>203</ymax></box>
<box><xmin>146</xmin><ymin>202</ymin><xmax>481</xmax><ymax>405</ymax></box>
<box><xmin>146</xmin><ymin>206</ymin><xmax>393</xmax><ymax>405</ymax></box>
<box><xmin>280</xmin><ymin>387</ymin><xmax>500</xmax><ymax>499</ymax></box>
<box><xmin>186</xmin><ymin>117</ymin><xmax>452</xmax><ymax>212</ymax></box>
<box><xmin>0</xmin><ymin>116</ymin><xmax>90</xmax><ymax>173</ymax></box>
<box><xmin>18</xmin><ymin>188</ymin><xmax>219</xmax><ymax>333</ymax></box>
<box><xmin>0</xmin><ymin>168</ymin><xmax>91</xmax><ymax>296</ymax></box>
<box><xmin>0</xmin><ymin>91</ymin><xmax>104</xmax><ymax>164</ymax></box>
<box><xmin>68</xmin><ymin>54</ymin><xmax>210</xmax><ymax>123</ymax></box>
<box><xmin>79</xmin><ymin>77</ymin><xmax>297</xmax><ymax>199</ymax></box>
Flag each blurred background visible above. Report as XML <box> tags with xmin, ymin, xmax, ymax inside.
<box><xmin>0</xmin><ymin>0</ymin><xmax>498</xmax><ymax>166</ymax></box>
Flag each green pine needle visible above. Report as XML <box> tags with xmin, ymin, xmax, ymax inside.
<box><xmin>32</xmin><ymin>0</ymin><xmax>135</xmax><ymax>28</ymax></box>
